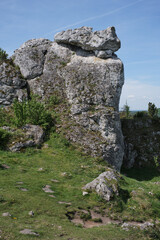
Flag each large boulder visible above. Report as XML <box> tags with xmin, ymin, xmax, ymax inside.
<box><xmin>54</xmin><ymin>26</ymin><xmax>120</xmax><ymax>58</ymax></box>
<box><xmin>12</xmin><ymin>39</ymin><xmax>52</xmax><ymax>79</ymax></box>
<box><xmin>2</xmin><ymin>124</ymin><xmax>45</xmax><ymax>152</ymax></box>
<box><xmin>0</xmin><ymin>61</ymin><xmax>27</xmax><ymax>105</ymax></box>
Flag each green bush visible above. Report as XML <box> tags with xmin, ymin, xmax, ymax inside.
<box><xmin>0</xmin><ymin>48</ymin><xmax>8</xmax><ymax>62</ymax></box>
<box><xmin>0</xmin><ymin>107</ymin><xmax>12</xmax><ymax>127</ymax></box>
<box><xmin>13</xmin><ymin>96</ymin><xmax>54</xmax><ymax>129</ymax></box>
<box><xmin>133</xmin><ymin>111</ymin><xmax>148</xmax><ymax>119</ymax></box>
<box><xmin>0</xmin><ymin>129</ymin><xmax>11</xmax><ymax>149</ymax></box>
<box><xmin>148</xmin><ymin>102</ymin><xmax>158</xmax><ymax>118</ymax></box>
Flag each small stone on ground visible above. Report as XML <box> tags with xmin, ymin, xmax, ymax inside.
<box><xmin>20</xmin><ymin>188</ymin><xmax>28</xmax><ymax>191</ymax></box>
<box><xmin>2</xmin><ymin>212</ymin><xmax>11</xmax><ymax>217</ymax></box>
<box><xmin>58</xmin><ymin>201</ymin><xmax>71</xmax><ymax>205</ymax></box>
<box><xmin>20</xmin><ymin>229</ymin><xmax>39</xmax><ymax>236</ymax></box>
<box><xmin>42</xmin><ymin>185</ymin><xmax>54</xmax><ymax>193</ymax></box>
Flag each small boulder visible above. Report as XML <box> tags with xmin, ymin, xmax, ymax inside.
<box><xmin>9</xmin><ymin>124</ymin><xmax>45</xmax><ymax>152</ymax></box>
<box><xmin>83</xmin><ymin>168</ymin><xmax>121</xmax><ymax>201</ymax></box>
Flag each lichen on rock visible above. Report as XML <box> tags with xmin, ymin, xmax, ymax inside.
<box><xmin>82</xmin><ymin>168</ymin><xmax>122</xmax><ymax>201</ymax></box>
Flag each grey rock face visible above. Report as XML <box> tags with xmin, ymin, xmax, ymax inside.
<box><xmin>12</xmin><ymin>38</ymin><xmax>52</xmax><ymax>79</ymax></box>
<box><xmin>83</xmin><ymin>168</ymin><xmax>121</xmax><ymax>201</ymax></box>
<box><xmin>54</xmin><ymin>26</ymin><xmax>120</xmax><ymax>54</ymax></box>
<box><xmin>0</xmin><ymin>62</ymin><xmax>27</xmax><ymax>105</ymax></box>
<box><xmin>27</xmin><ymin>40</ymin><xmax>124</xmax><ymax>170</ymax></box>
<box><xmin>8</xmin><ymin>125</ymin><xmax>44</xmax><ymax>152</ymax></box>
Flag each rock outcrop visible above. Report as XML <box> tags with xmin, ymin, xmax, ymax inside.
<box><xmin>12</xmin><ymin>39</ymin><xmax>52</xmax><ymax>79</ymax></box>
<box><xmin>1</xmin><ymin>125</ymin><xmax>44</xmax><ymax>152</ymax></box>
<box><xmin>54</xmin><ymin>26</ymin><xmax>120</xmax><ymax>59</ymax></box>
<box><xmin>122</xmin><ymin>118</ymin><xmax>160</xmax><ymax>168</ymax></box>
<box><xmin>83</xmin><ymin>168</ymin><xmax>122</xmax><ymax>201</ymax></box>
<box><xmin>0</xmin><ymin>62</ymin><xmax>27</xmax><ymax>105</ymax></box>
<box><xmin>0</xmin><ymin>26</ymin><xmax>124</xmax><ymax>171</ymax></box>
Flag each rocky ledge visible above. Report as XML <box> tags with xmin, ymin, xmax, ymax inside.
<box><xmin>54</xmin><ymin>26</ymin><xmax>120</xmax><ymax>59</ymax></box>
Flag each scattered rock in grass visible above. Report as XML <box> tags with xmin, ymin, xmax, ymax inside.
<box><xmin>20</xmin><ymin>188</ymin><xmax>28</xmax><ymax>192</ymax></box>
<box><xmin>51</xmin><ymin>179</ymin><xmax>59</xmax><ymax>183</ymax></box>
<box><xmin>153</xmin><ymin>182</ymin><xmax>160</xmax><ymax>185</ymax></box>
<box><xmin>68</xmin><ymin>209</ymin><xmax>121</xmax><ymax>228</ymax></box>
<box><xmin>121</xmin><ymin>221</ymin><xmax>154</xmax><ymax>231</ymax></box>
<box><xmin>61</xmin><ymin>172</ymin><xmax>72</xmax><ymax>178</ymax></box>
<box><xmin>42</xmin><ymin>185</ymin><xmax>54</xmax><ymax>193</ymax></box>
<box><xmin>82</xmin><ymin>191</ymin><xmax>89</xmax><ymax>196</ymax></box>
<box><xmin>20</xmin><ymin>229</ymin><xmax>39</xmax><ymax>236</ymax></box>
<box><xmin>58</xmin><ymin>201</ymin><xmax>71</xmax><ymax>205</ymax></box>
<box><xmin>121</xmin><ymin>223</ymin><xmax>130</xmax><ymax>231</ymax></box>
<box><xmin>38</xmin><ymin>167</ymin><xmax>44</xmax><ymax>171</ymax></box>
<box><xmin>131</xmin><ymin>190</ymin><xmax>137</xmax><ymax>196</ymax></box>
<box><xmin>16</xmin><ymin>181</ymin><xmax>24</xmax><ymax>184</ymax></box>
<box><xmin>49</xmin><ymin>195</ymin><xmax>56</xmax><ymax>198</ymax></box>
<box><xmin>2</xmin><ymin>212</ymin><xmax>11</xmax><ymax>217</ymax></box>
<box><xmin>0</xmin><ymin>164</ymin><xmax>10</xmax><ymax>169</ymax></box>
<box><xmin>61</xmin><ymin>172</ymin><xmax>67</xmax><ymax>176</ymax></box>
<box><xmin>139</xmin><ymin>222</ymin><xmax>154</xmax><ymax>230</ymax></box>
<box><xmin>83</xmin><ymin>168</ymin><xmax>122</xmax><ymax>201</ymax></box>
<box><xmin>42</xmin><ymin>143</ymin><xmax>49</xmax><ymax>149</ymax></box>
<box><xmin>148</xmin><ymin>192</ymin><xmax>154</xmax><ymax>195</ymax></box>
<box><xmin>28</xmin><ymin>211</ymin><xmax>34</xmax><ymax>216</ymax></box>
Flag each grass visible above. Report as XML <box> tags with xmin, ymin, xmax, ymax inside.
<box><xmin>0</xmin><ymin>132</ymin><xmax>160</xmax><ymax>239</ymax></box>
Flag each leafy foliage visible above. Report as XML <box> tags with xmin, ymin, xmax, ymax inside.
<box><xmin>13</xmin><ymin>95</ymin><xmax>54</xmax><ymax>129</ymax></box>
<box><xmin>120</xmin><ymin>102</ymin><xmax>130</xmax><ymax>118</ymax></box>
<box><xmin>0</xmin><ymin>107</ymin><xmax>13</xmax><ymax>127</ymax></box>
<box><xmin>148</xmin><ymin>102</ymin><xmax>158</xmax><ymax>118</ymax></box>
<box><xmin>0</xmin><ymin>129</ymin><xmax>11</xmax><ymax>149</ymax></box>
<box><xmin>0</xmin><ymin>48</ymin><xmax>8</xmax><ymax>62</ymax></box>
<box><xmin>133</xmin><ymin>111</ymin><xmax>148</xmax><ymax>119</ymax></box>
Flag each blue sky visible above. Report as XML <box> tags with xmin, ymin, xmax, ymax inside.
<box><xmin>0</xmin><ymin>0</ymin><xmax>160</xmax><ymax>110</ymax></box>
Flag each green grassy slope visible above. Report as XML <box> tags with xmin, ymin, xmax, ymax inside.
<box><xmin>0</xmin><ymin>132</ymin><xmax>160</xmax><ymax>239</ymax></box>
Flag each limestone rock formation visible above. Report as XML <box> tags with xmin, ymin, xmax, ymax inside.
<box><xmin>0</xmin><ymin>26</ymin><xmax>124</xmax><ymax>170</ymax></box>
<box><xmin>0</xmin><ymin>61</ymin><xmax>27</xmax><ymax>105</ymax></box>
<box><xmin>83</xmin><ymin>168</ymin><xmax>121</xmax><ymax>201</ymax></box>
<box><xmin>12</xmin><ymin>39</ymin><xmax>52</xmax><ymax>79</ymax></box>
<box><xmin>54</xmin><ymin>26</ymin><xmax>120</xmax><ymax>59</ymax></box>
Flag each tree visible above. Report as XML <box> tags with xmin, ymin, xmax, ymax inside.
<box><xmin>0</xmin><ymin>48</ymin><xmax>8</xmax><ymax>62</ymax></box>
<box><xmin>148</xmin><ymin>102</ymin><xmax>158</xmax><ymax>118</ymax></box>
<box><xmin>122</xmin><ymin>101</ymin><xmax>130</xmax><ymax>118</ymax></box>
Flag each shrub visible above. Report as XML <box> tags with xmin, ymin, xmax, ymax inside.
<box><xmin>148</xmin><ymin>102</ymin><xmax>158</xmax><ymax>118</ymax></box>
<box><xmin>133</xmin><ymin>111</ymin><xmax>148</xmax><ymax>119</ymax></box>
<box><xmin>0</xmin><ymin>48</ymin><xmax>8</xmax><ymax>62</ymax></box>
<box><xmin>0</xmin><ymin>129</ymin><xmax>11</xmax><ymax>149</ymax></box>
<box><xmin>0</xmin><ymin>107</ymin><xmax>12</xmax><ymax>127</ymax></box>
<box><xmin>13</xmin><ymin>96</ymin><xmax>54</xmax><ymax>129</ymax></box>
<box><xmin>120</xmin><ymin>102</ymin><xmax>130</xmax><ymax>119</ymax></box>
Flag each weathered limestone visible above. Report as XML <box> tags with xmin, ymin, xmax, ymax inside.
<box><xmin>83</xmin><ymin>168</ymin><xmax>121</xmax><ymax>201</ymax></box>
<box><xmin>54</xmin><ymin>26</ymin><xmax>120</xmax><ymax>59</ymax></box>
<box><xmin>1</xmin><ymin>125</ymin><xmax>45</xmax><ymax>152</ymax></box>
<box><xmin>0</xmin><ymin>62</ymin><xmax>27</xmax><ymax>105</ymax></box>
<box><xmin>12</xmin><ymin>38</ymin><xmax>52</xmax><ymax>79</ymax></box>
<box><xmin>1</xmin><ymin>26</ymin><xmax>124</xmax><ymax>170</ymax></box>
